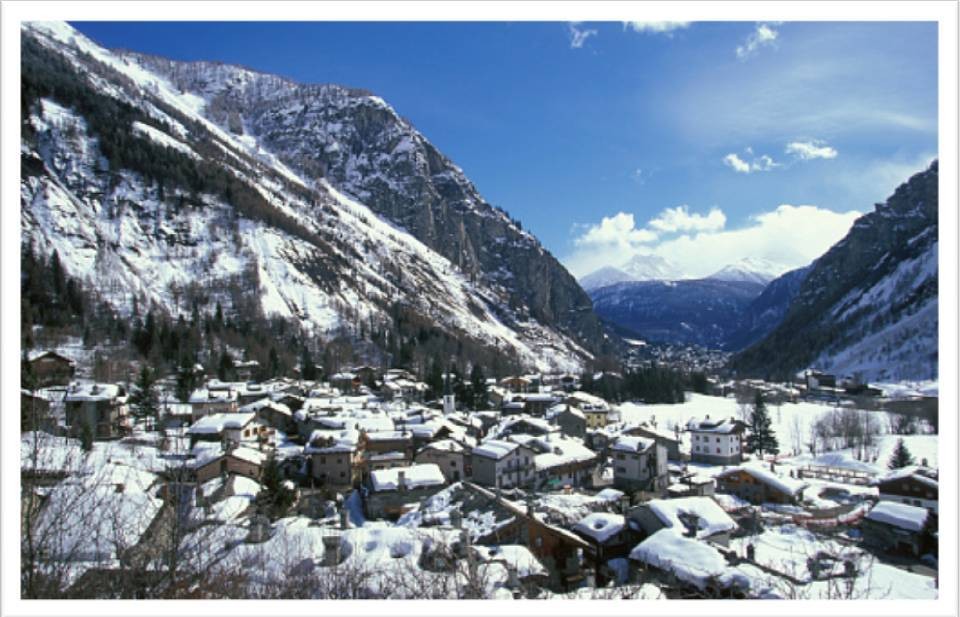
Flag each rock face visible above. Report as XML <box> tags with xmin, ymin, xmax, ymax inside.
<box><xmin>731</xmin><ymin>161</ymin><xmax>938</xmax><ymax>381</ymax></box>
<box><xmin>590</xmin><ymin>279</ymin><xmax>765</xmax><ymax>349</ymax></box>
<box><xmin>724</xmin><ymin>265</ymin><xmax>811</xmax><ymax>352</ymax></box>
<box><xmin>127</xmin><ymin>52</ymin><xmax>608</xmax><ymax>358</ymax></box>
<box><xmin>19</xmin><ymin>22</ymin><xmax>608</xmax><ymax>372</ymax></box>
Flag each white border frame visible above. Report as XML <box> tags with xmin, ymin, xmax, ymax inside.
<box><xmin>2</xmin><ymin>2</ymin><xmax>957</xmax><ymax>617</ymax></box>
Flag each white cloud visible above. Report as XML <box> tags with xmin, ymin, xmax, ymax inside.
<box><xmin>786</xmin><ymin>139</ymin><xmax>839</xmax><ymax>160</ymax></box>
<box><xmin>723</xmin><ymin>153</ymin><xmax>751</xmax><ymax>173</ymax></box>
<box><xmin>564</xmin><ymin>203</ymin><xmax>861</xmax><ymax>279</ymax></box>
<box><xmin>624</xmin><ymin>21</ymin><xmax>690</xmax><ymax>35</ymax></box>
<box><xmin>568</xmin><ymin>22</ymin><xmax>598</xmax><ymax>49</ymax></box>
<box><xmin>736</xmin><ymin>23</ymin><xmax>779</xmax><ymax>60</ymax></box>
<box><xmin>573</xmin><ymin>212</ymin><xmax>658</xmax><ymax>249</ymax></box>
<box><xmin>649</xmin><ymin>205</ymin><xmax>726</xmax><ymax>233</ymax></box>
<box><xmin>723</xmin><ymin>151</ymin><xmax>778</xmax><ymax>174</ymax></box>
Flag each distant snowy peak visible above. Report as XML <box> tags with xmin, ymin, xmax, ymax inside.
<box><xmin>707</xmin><ymin>257</ymin><xmax>787</xmax><ymax>285</ymax></box>
<box><xmin>621</xmin><ymin>254</ymin><xmax>683</xmax><ymax>281</ymax></box>
<box><xmin>579</xmin><ymin>254</ymin><xmax>682</xmax><ymax>291</ymax></box>
<box><xmin>579</xmin><ymin>266</ymin><xmax>634</xmax><ymax>291</ymax></box>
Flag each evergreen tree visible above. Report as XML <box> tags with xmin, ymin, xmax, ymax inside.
<box><xmin>300</xmin><ymin>345</ymin><xmax>317</xmax><ymax>381</ymax></box>
<box><xmin>888</xmin><ymin>438</ymin><xmax>916</xmax><ymax>470</ymax></box>
<box><xmin>470</xmin><ymin>363</ymin><xmax>487</xmax><ymax>410</ymax></box>
<box><xmin>425</xmin><ymin>357</ymin><xmax>444</xmax><ymax>400</ymax></box>
<box><xmin>175</xmin><ymin>357</ymin><xmax>198</xmax><ymax>403</ymax></box>
<box><xmin>80</xmin><ymin>421</ymin><xmax>94</xmax><ymax>452</ymax></box>
<box><xmin>218</xmin><ymin>347</ymin><xmax>235</xmax><ymax>381</ymax></box>
<box><xmin>745</xmin><ymin>391</ymin><xmax>779</xmax><ymax>458</ymax></box>
<box><xmin>130</xmin><ymin>365</ymin><xmax>160</xmax><ymax>429</ymax></box>
<box><xmin>258</xmin><ymin>456</ymin><xmax>296</xmax><ymax>519</ymax></box>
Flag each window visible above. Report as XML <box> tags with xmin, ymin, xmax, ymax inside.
<box><xmin>320</xmin><ymin>457</ymin><xmax>326</xmax><ymax>464</ymax></box>
<box><xmin>716</xmin><ymin>448</ymin><xmax>721</xmax><ymax>454</ymax></box>
<box><xmin>913</xmin><ymin>499</ymin><xmax>922</xmax><ymax>506</ymax></box>
<box><xmin>694</xmin><ymin>446</ymin><xmax>700</xmax><ymax>452</ymax></box>
<box><xmin>616</xmin><ymin>466</ymin><xmax>626</xmax><ymax>474</ymax></box>
<box><xmin>616</xmin><ymin>453</ymin><xmax>626</xmax><ymax>460</ymax></box>
<box><xmin>715</xmin><ymin>436</ymin><xmax>720</xmax><ymax>443</ymax></box>
<box><xmin>340</xmin><ymin>472</ymin><xmax>345</xmax><ymax>478</ymax></box>
<box><xmin>694</xmin><ymin>435</ymin><xmax>699</xmax><ymax>441</ymax></box>
<box><xmin>336</xmin><ymin>458</ymin><xmax>342</xmax><ymax>464</ymax></box>
<box><xmin>450</xmin><ymin>460</ymin><xmax>457</xmax><ymax>467</ymax></box>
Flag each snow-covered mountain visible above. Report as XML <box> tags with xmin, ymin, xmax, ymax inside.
<box><xmin>621</xmin><ymin>254</ymin><xmax>683</xmax><ymax>281</ymax></box>
<box><xmin>579</xmin><ymin>254</ymin><xmax>682</xmax><ymax>291</ymax></box>
<box><xmin>20</xmin><ymin>21</ymin><xmax>607</xmax><ymax>372</ymax></box>
<box><xmin>731</xmin><ymin>161</ymin><xmax>938</xmax><ymax>381</ymax></box>
<box><xmin>707</xmin><ymin>257</ymin><xmax>786</xmax><ymax>285</ymax></box>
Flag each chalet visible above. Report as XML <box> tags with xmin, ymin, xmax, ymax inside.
<box><xmin>861</xmin><ymin>501</ymin><xmax>933</xmax><ymax>557</ymax></box>
<box><xmin>241</xmin><ymin>398</ymin><xmax>295</xmax><ymax>433</ymax></box>
<box><xmin>500</xmin><ymin>376</ymin><xmax>533</xmax><ymax>394</ymax></box>
<box><xmin>715</xmin><ymin>465</ymin><xmax>807</xmax><ymax>505</ymax></box>
<box><xmin>363</xmin><ymin>464</ymin><xmax>447</xmax><ymax>520</ymax></box>
<box><xmin>471</xmin><ymin>439</ymin><xmax>537</xmax><ymax>489</ymax></box>
<box><xmin>305</xmin><ymin>429</ymin><xmax>363</xmax><ymax>489</ymax></box>
<box><xmin>330</xmin><ymin>372</ymin><xmax>361</xmax><ymax>394</ymax></box>
<box><xmin>566</xmin><ymin>392</ymin><xmax>614</xmax><ymax>429</ymax></box>
<box><xmin>192</xmin><ymin>445</ymin><xmax>268</xmax><ymax>484</ymax></box>
<box><xmin>186</xmin><ymin>412</ymin><xmax>271</xmax><ymax>449</ymax></box>
<box><xmin>64</xmin><ymin>382</ymin><xmax>128</xmax><ymax>439</ymax></box>
<box><xmin>234</xmin><ymin>360</ymin><xmax>260</xmax><ymax>382</ymax></box>
<box><xmin>463</xmin><ymin>482</ymin><xmax>592</xmax><ymax>592</ymax></box>
<box><xmin>554</xmin><ymin>405</ymin><xmax>587</xmax><ymax>439</ymax></box>
<box><xmin>508</xmin><ymin>393</ymin><xmax>562</xmax><ymax>417</ymax></box>
<box><xmin>805</xmin><ymin>370</ymin><xmax>837</xmax><ymax>390</ymax></box>
<box><xmin>188</xmin><ymin>386</ymin><xmax>239</xmax><ymax>420</ymax></box>
<box><xmin>235</xmin><ymin>382</ymin><xmax>274</xmax><ymax>407</ymax></box>
<box><xmin>414</xmin><ymin>439</ymin><xmax>469</xmax><ymax>483</ymax></box>
<box><xmin>528</xmin><ymin>434</ymin><xmax>598</xmax><ymax>491</ymax></box>
<box><xmin>686</xmin><ymin>415</ymin><xmax>745</xmax><ymax>465</ymax></box>
<box><xmin>27</xmin><ymin>351</ymin><xmax>76</xmax><ymax>387</ymax></box>
<box><xmin>874</xmin><ymin>466</ymin><xmax>938</xmax><ymax>514</ymax></box>
<box><xmin>362</xmin><ymin>430</ymin><xmax>414</xmax><ymax>472</ymax></box>
<box><xmin>468</xmin><ymin>545</ymin><xmax>549</xmax><ymax>598</ymax></box>
<box><xmin>627</xmin><ymin>496</ymin><xmax>737</xmax><ymax>545</ymax></box>
<box><xmin>572</xmin><ymin>512</ymin><xmax>634</xmax><ymax>583</ymax></box>
<box><xmin>628</xmin><ymin>530</ymin><xmax>749</xmax><ymax>597</ymax></box>
<box><xmin>624</xmin><ymin>422</ymin><xmax>683</xmax><ymax>461</ymax></box>
<box><xmin>611</xmin><ymin>436</ymin><xmax>668</xmax><ymax>493</ymax></box>
<box><xmin>493</xmin><ymin>415</ymin><xmax>556</xmax><ymax>440</ymax></box>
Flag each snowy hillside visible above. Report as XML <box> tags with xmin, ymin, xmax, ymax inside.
<box><xmin>20</xmin><ymin>21</ymin><xmax>592</xmax><ymax>372</ymax></box>
<box><xmin>732</xmin><ymin>162</ymin><xmax>938</xmax><ymax>381</ymax></box>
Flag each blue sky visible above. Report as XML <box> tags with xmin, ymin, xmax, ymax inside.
<box><xmin>70</xmin><ymin>21</ymin><xmax>938</xmax><ymax>278</ymax></box>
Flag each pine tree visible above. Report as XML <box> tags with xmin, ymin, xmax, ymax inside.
<box><xmin>130</xmin><ymin>365</ymin><xmax>160</xmax><ymax>429</ymax></box>
<box><xmin>300</xmin><ymin>345</ymin><xmax>317</xmax><ymax>381</ymax></box>
<box><xmin>258</xmin><ymin>456</ymin><xmax>296</xmax><ymax>519</ymax></box>
<box><xmin>745</xmin><ymin>391</ymin><xmax>779</xmax><ymax>458</ymax></box>
<box><xmin>470</xmin><ymin>363</ymin><xmax>487</xmax><ymax>410</ymax></box>
<box><xmin>888</xmin><ymin>438</ymin><xmax>916</xmax><ymax>469</ymax></box>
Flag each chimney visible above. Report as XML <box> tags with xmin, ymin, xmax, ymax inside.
<box><xmin>398</xmin><ymin>470</ymin><xmax>407</xmax><ymax>492</ymax></box>
<box><xmin>450</xmin><ymin>508</ymin><xmax>463</xmax><ymax>529</ymax></box>
<box><xmin>339</xmin><ymin>506</ymin><xmax>348</xmax><ymax>530</ymax></box>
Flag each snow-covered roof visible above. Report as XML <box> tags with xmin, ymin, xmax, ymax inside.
<box><xmin>717</xmin><ymin>464</ymin><xmax>808</xmax><ymax>497</ymax></box>
<box><xmin>369</xmin><ymin>464</ymin><xmax>446</xmax><ymax>492</ymax></box>
<box><xmin>473</xmin><ymin>439</ymin><xmax>519</xmax><ymax>460</ymax></box>
<box><xmin>532</xmin><ymin>436</ymin><xmax>596</xmax><ymax>471</ymax></box>
<box><xmin>187</xmin><ymin>412</ymin><xmax>256</xmax><ymax>434</ymax></box>
<box><xmin>644</xmin><ymin>497</ymin><xmax>737</xmax><ymax>538</ymax></box>
<box><xmin>418</xmin><ymin>439</ymin><xmax>466</xmax><ymax>454</ymax></box>
<box><xmin>611</xmin><ymin>435</ymin><xmax>655</xmax><ymax>453</ymax></box>
<box><xmin>686</xmin><ymin>416</ymin><xmax>742</xmax><ymax>434</ymax></box>
<box><xmin>28</xmin><ymin>350</ymin><xmax>76</xmax><ymax>364</ymax></box>
<box><xmin>629</xmin><ymin>529</ymin><xmax>751</xmax><ymax>591</ymax></box>
<box><xmin>189</xmin><ymin>387</ymin><xmax>238</xmax><ymax>403</ymax></box>
<box><xmin>193</xmin><ymin>445</ymin><xmax>268</xmax><ymax>468</ymax></box>
<box><xmin>470</xmin><ymin>545</ymin><xmax>547</xmax><ymax>579</ymax></box>
<box><xmin>866</xmin><ymin>501</ymin><xmax>929</xmax><ymax>532</ymax></box>
<box><xmin>64</xmin><ymin>382</ymin><xmax>120</xmax><ymax>402</ymax></box>
<box><xmin>573</xmin><ymin>512</ymin><xmax>626</xmax><ymax>544</ymax></box>
<box><xmin>595</xmin><ymin>488</ymin><xmax>625</xmax><ymax>502</ymax></box>
<box><xmin>365</xmin><ymin>430</ymin><xmax>410</xmax><ymax>442</ymax></box>
<box><xmin>567</xmin><ymin>391</ymin><xmax>611</xmax><ymax>411</ymax></box>
<box><xmin>877</xmin><ymin>466</ymin><xmax>938</xmax><ymax>489</ymax></box>
<box><xmin>240</xmin><ymin>398</ymin><xmax>292</xmax><ymax>416</ymax></box>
